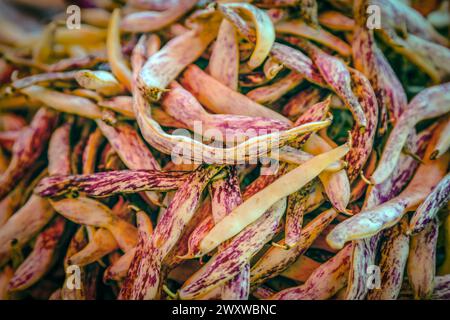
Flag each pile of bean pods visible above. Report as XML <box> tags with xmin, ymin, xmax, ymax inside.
<box><xmin>0</xmin><ymin>0</ymin><xmax>448</xmax><ymax>300</ymax></box>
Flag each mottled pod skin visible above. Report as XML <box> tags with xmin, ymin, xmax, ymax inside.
<box><xmin>269</xmin><ymin>243</ymin><xmax>354</xmax><ymax>300</ymax></box>
<box><xmin>344</xmin><ymin>127</ymin><xmax>432</xmax><ymax>300</ymax></box>
<box><xmin>119</xmin><ymin>165</ymin><xmax>222</xmax><ymax>300</ymax></box>
<box><xmin>367</xmin><ymin>217</ymin><xmax>409</xmax><ymax>300</ymax></box>
<box><xmin>250</xmin><ymin>208</ymin><xmax>338</xmax><ymax>287</ymax></box>
<box><xmin>371</xmin><ymin>82</ymin><xmax>450</xmax><ymax>185</ymax></box>
<box><xmin>410</xmin><ymin>173</ymin><xmax>450</xmax><ymax>234</ymax></box>
<box><xmin>408</xmin><ymin>220</ymin><xmax>439</xmax><ymax>300</ymax></box>
<box><xmin>8</xmin><ymin>217</ymin><xmax>66</xmax><ymax>291</ymax></box>
<box><xmin>179</xmin><ymin>199</ymin><xmax>286</xmax><ymax>300</ymax></box>
<box><xmin>35</xmin><ymin>170</ymin><xmax>189</xmax><ymax>197</ymax></box>
<box><xmin>328</xmin><ymin>123</ymin><xmax>449</xmax><ymax>249</ymax></box>
<box><xmin>0</xmin><ymin>108</ymin><xmax>57</xmax><ymax>200</ymax></box>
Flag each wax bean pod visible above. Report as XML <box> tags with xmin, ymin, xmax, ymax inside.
<box><xmin>180</xmin><ymin>65</ymin><xmax>290</xmax><ymax>122</ymax></box>
<box><xmin>199</xmin><ymin>143</ymin><xmax>349</xmax><ymax>255</ymax></box>
<box><xmin>137</xmin><ymin>20</ymin><xmax>219</xmax><ymax>101</ymax></box>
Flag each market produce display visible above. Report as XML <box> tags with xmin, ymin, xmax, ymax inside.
<box><xmin>0</xmin><ymin>0</ymin><xmax>448</xmax><ymax>300</ymax></box>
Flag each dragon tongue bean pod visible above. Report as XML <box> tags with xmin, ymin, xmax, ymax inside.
<box><xmin>119</xmin><ymin>165</ymin><xmax>222</xmax><ymax>300</ymax></box>
<box><xmin>327</xmin><ymin>122</ymin><xmax>450</xmax><ymax>249</ymax></box>
<box><xmin>371</xmin><ymin>82</ymin><xmax>450</xmax><ymax>185</ymax></box>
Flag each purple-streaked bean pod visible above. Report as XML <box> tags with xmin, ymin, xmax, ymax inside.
<box><xmin>209</xmin><ymin>167</ymin><xmax>248</xmax><ymax>300</ymax></box>
<box><xmin>275</xmin><ymin>19</ymin><xmax>351</xmax><ymax>57</ymax></box>
<box><xmin>430</xmin><ymin>116</ymin><xmax>450</xmax><ymax>160</ymax></box>
<box><xmin>432</xmin><ymin>275</ymin><xmax>450</xmax><ymax>300</ymax></box>
<box><xmin>269</xmin><ymin>243</ymin><xmax>354</xmax><ymax>300</ymax></box>
<box><xmin>345</xmin><ymin>68</ymin><xmax>378</xmax><ymax>182</ymax></box>
<box><xmin>371</xmin><ymin>83</ymin><xmax>450</xmax><ymax>184</ymax></box>
<box><xmin>180</xmin><ymin>64</ymin><xmax>291</xmax><ymax>122</ymax></box>
<box><xmin>179</xmin><ymin>198</ymin><xmax>286</xmax><ymax>300</ymax></box>
<box><xmin>50</xmin><ymin>197</ymin><xmax>138</xmax><ymax>252</ymax></box>
<box><xmin>81</xmin><ymin>128</ymin><xmax>103</xmax><ymax>175</ymax></box>
<box><xmin>221</xmin><ymin>263</ymin><xmax>251</xmax><ymax>300</ymax></box>
<box><xmin>410</xmin><ymin>173</ymin><xmax>450</xmax><ymax>234</ymax></box>
<box><xmin>302</xmin><ymin>134</ymin><xmax>351</xmax><ymax>214</ymax></box>
<box><xmin>208</xmin><ymin>19</ymin><xmax>239</xmax><ymax>91</ymax></box>
<box><xmin>134</xmin><ymin>83</ymin><xmax>329</xmax><ymax>164</ymax></box>
<box><xmin>270</xmin><ymin>42</ymin><xmax>327</xmax><ymax>87</ymax></box>
<box><xmin>284</xmin><ymin>181</ymin><xmax>315</xmax><ymax>248</ymax></box>
<box><xmin>8</xmin><ymin>217</ymin><xmax>66</xmax><ymax>291</ymax></box>
<box><xmin>161</xmin><ymin>81</ymin><xmax>291</xmax><ymax>142</ymax></box>
<box><xmin>250</xmin><ymin>208</ymin><xmax>338</xmax><ymax>287</ymax></box>
<box><xmin>35</xmin><ymin>170</ymin><xmax>189</xmax><ymax>198</ymax></box>
<box><xmin>345</xmin><ymin>127</ymin><xmax>432</xmax><ymax>300</ymax></box>
<box><xmin>367</xmin><ymin>217</ymin><xmax>409</xmax><ymax>300</ymax></box>
<box><xmin>119</xmin><ymin>165</ymin><xmax>222</xmax><ymax>300</ymax></box>
<box><xmin>0</xmin><ymin>108</ymin><xmax>57</xmax><ymax>200</ymax></box>
<box><xmin>137</xmin><ymin>18</ymin><xmax>220</xmax><ymax>101</ymax></box>
<box><xmin>217</xmin><ymin>3</ymin><xmax>275</xmax><ymax>70</ymax></box>
<box><xmin>408</xmin><ymin>219</ymin><xmax>439</xmax><ymax>299</ymax></box>
<box><xmin>352</xmin><ymin>0</ymin><xmax>407</xmax><ymax>128</ymax></box>
<box><xmin>328</xmin><ymin>129</ymin><xmax>450</xmax><ymax>249</ymax></box>
<box><xmin>295</xmin><ymin>39</ymin><xmax>366</xmax><ymax>129</ymax></box>
<box><xmin>246</xmin><ymin>72</ymin><xmax>304</xmax><ymax>105</ymax></box>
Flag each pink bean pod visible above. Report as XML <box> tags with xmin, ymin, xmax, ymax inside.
<box><xmin>8</xmin><ymin>217</ymin><xmax>66</xmax><ymax>291</ymax></box>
